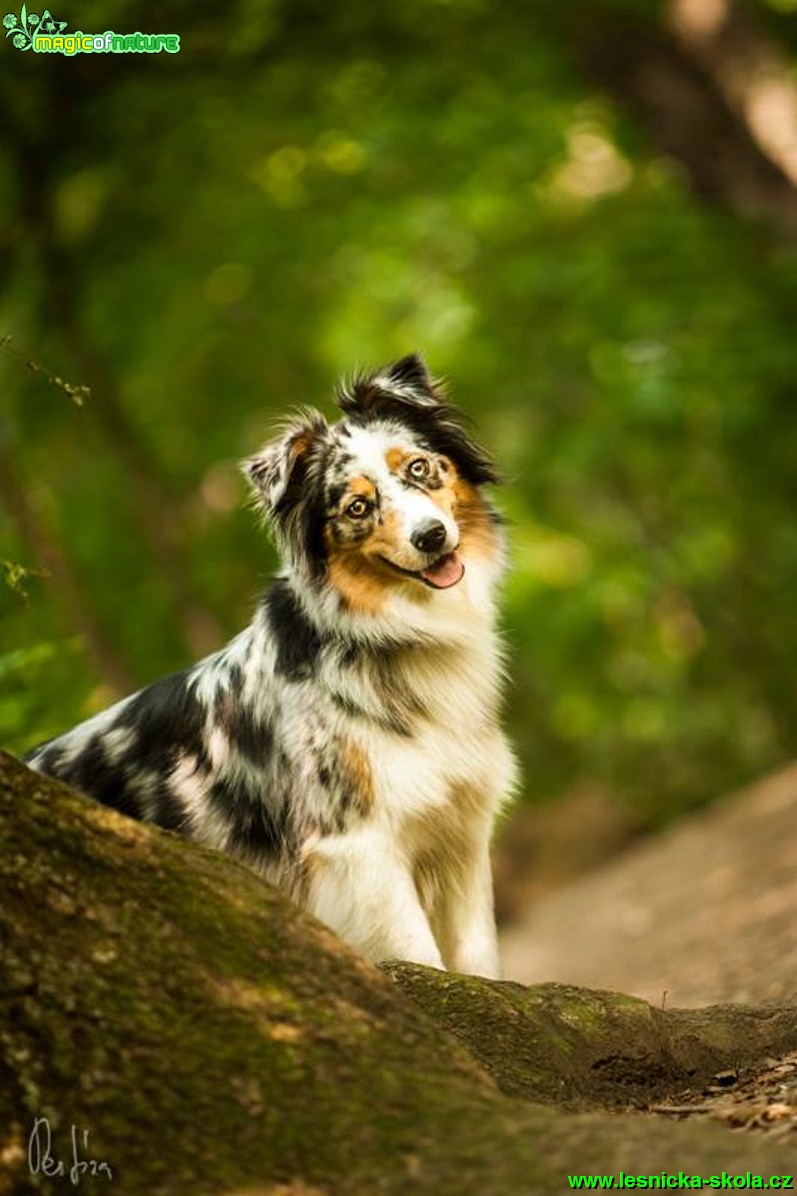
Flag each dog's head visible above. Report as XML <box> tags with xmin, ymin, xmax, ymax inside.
<box><xmin>245</xmin><ymin>355</ymin><xmax>502</xmax><ymax>612</ymax></box>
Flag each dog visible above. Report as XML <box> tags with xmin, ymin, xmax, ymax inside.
<box><xmin>25</xmin><ymin>354</ymin><xmax>517</xmax><ymax>976</ymax></box>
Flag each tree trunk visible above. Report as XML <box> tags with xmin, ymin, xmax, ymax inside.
<box><xmin>2</xmin><ymin>749</ymin><xmax>796</xmax><ymax>1195</ymax></box>
<box><xmin>578</xmin><ymin>5</ymin><xmax>797</xmax><ymax>235</ymax></box>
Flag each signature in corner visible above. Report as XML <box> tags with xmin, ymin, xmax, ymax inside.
<box><xmin>28</xmin><ymin>1116</ymin><xmax>113</xmax><ymax>1185</ymax></box>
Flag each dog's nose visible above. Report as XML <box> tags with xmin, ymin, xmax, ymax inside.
<box><xmin>411</xmin><ymin>518</ymin><xmax>447</xmax><ymax>554</ymax></box>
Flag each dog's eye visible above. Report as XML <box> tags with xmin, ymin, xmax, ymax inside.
<box><xmin>408</xmin><ymin>458</ymin><xmax>430</xmax><ymax>481</ymax></box>
<box><xmin>346</xmin><ymin>497</ymin><xmax>372</xmax><ymax>519</ymax></box>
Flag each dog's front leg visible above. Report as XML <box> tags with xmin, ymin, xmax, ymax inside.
<box><xmin>436</xmin><ymin>838</ymin><xmax>502</xmax><ymax>979</ymax></box>
<box><xmin>303</xmin><ymin>829</ymin><xmax>445</xmax><ymax>969</ymax></box>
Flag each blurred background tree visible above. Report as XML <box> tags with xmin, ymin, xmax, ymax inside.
<box><xmin>2</xmin><ymin>0</ymin><xmax>797</xmax><ymax>831</ymax></box>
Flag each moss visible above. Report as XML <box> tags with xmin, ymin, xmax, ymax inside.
<box><xmin>3</xmin><ymin>750</ymin><xmax>797</xmax><ymax>1195</ymax></box>
<box><xmin>386</xmin><ymin>964</ymin><xmax>797</xmax><ymax>1110</ymax></box>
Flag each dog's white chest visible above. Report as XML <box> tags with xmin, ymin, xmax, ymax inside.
<box><xmin>363</xmin><ymin>707</ymin><xmax>510</xmax><ymax>841</ymax></box>
<box><xmin>356</xmin><ymin>635</ymin><xmax>509</xmax><ymax>829</ymax></box>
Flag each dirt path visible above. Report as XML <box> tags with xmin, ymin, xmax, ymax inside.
<box><xmin>501</xmin><ymin>763</ymin><xmax>797</xmax><ymax>1008</ymax></box>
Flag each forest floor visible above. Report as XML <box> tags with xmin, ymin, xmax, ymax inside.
<box><xmin>645</xmin><ymin>1049</ymin><xmax>797</xmax><ymax>1142</ymax></box>
<box><xmin>500</xmin><ymin>761</ymin><xmax>797</xmax><ymax>1141</ymax></box>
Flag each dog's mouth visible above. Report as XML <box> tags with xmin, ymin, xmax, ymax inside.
<box><xmin>378</xmin><ymin>550</ymin><xmax>465</xmax><ymax>590</ymax></box>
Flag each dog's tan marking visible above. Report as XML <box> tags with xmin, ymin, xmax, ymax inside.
<box><xmin>453</xmin><ymin>474</ymin><xmax>500</xmax><ymax>563</ymax></box>
<box><xmin>327</xmin><ymin>507</ymin><xmax>430</xmax><ymax>612</ymax></box>
<box><xmin>340</xmin><ymin>740</ymin><xmax>375</xmax><ymax>815</ymax></box>
<box><xmin>426</xmin><ymin>477</ymin><xmax>456</xmax><ymax>517</ymax></box>
<box><xmin>385</xmin><ymin>446</ymin><xmax>409</xmax><ymax>473</ymax></box>
<box><xmin>339</xmin><ymin>475</ymin><xmax>376</xmax><ymax>507</ymax></box>
<box><xmin>291</xmin><ymin>428</ymin><xmax>316</xmax><ymax>458</ymax></box>
<box><xmin>326</xmin><ymin>550</ymin><xmax>392</xmax><ymax>613</ymax></box>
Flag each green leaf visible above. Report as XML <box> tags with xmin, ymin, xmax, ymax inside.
<box><xmin>20</xmin><ymin>3</ymin><xmax>26</xmax><ymax>30</ymax></box>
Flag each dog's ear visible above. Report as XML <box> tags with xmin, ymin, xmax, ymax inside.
<box><xmin>243</xmin><ymin>410</ymin><xmax>329</xmax><ymax>523</ymax></box>
<box><xmin>381</xmin><ymin>353</ymin><xmax>436</xmax><ymax>397</ymax></box>
<box><xmin>338</xmin><ymin>355</ymin><xmax>499</xmax><ymax>487</ymax></box>
<box><xmin>337</xmin><ymin>352</ymin><xmax>440</xmax><ymax>416</ymax></box>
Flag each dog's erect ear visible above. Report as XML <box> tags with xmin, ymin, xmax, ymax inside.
<box><xmin>337</xmin><ymin>352</ymin><xmax>441</xmax><ymax>417</ymax></box>
<box><xmin>337</xmin><ymin>355</ymin><xmax>499</xmax><ymax>487</ymax></box>
<box><xmin>381</xmin><ymin>353</ymin><xmax>435</xmax><ymax>397</ymax></box>
<box><xmin>243</xmin><ymin>410</ymin><xmax>329</xmax><ymax>522</ymax></box>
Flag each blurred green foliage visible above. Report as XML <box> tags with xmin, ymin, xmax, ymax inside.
<box><xmin>2</xmin><ymin>0</ymin><xmax>797</xmax><ymax>825</ymax></box>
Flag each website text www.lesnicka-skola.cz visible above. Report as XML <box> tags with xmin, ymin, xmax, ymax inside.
<box><xmin>567</xmin><ymin>1173</ymin><xmax>794</xmax><ymax>1190</ymax></box>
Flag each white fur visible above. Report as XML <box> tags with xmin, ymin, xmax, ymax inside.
<box><xmin>53</xmin><ymin>697</ymin><xmax>133</xmax><ymax>767</ymax></box>
<box><xmin>303</xmin><ymin>543</ymin><xmax>516</xmax><ymax>977</ymax></box>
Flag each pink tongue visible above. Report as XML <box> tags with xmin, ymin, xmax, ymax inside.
<box><xmin>421</xmin><ymin>551</ymin><xmax>465</xmax><ymax>589</ymax></box>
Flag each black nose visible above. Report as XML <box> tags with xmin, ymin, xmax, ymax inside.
<box><xmin>411</xmin><ymin>518</ymin><xmax>447</xmax><ymax>554</ymax></box>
